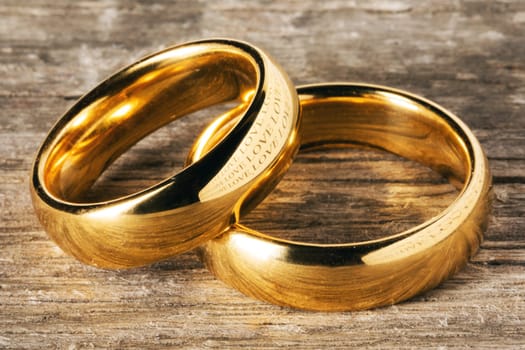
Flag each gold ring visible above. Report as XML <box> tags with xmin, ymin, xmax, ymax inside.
<box><xmin>30</xmin><ymin>39</ymin><xmax>300</xmax><ymax>268</ymax></box>
<box><xmin>189</xmin><ymin>83</ymin><xmax>492</xmax><ymax>311</ymax></box>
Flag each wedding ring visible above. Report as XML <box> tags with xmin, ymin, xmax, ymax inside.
<box><xmin>31</xmin><ymin>39</ymin><xmax>300</xmax><ymax>268</ymax></box>
<box><xmin>189</xmin><ymin>83</ymin><xmax>492</xmax><ymax>311</ymax></box>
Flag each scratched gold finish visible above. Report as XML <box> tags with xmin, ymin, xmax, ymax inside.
<box><xmin>189</xmin><ymin>83</ymin><xmax>492</xmax><ymax>311</ymax></box>
<box><xmin>30</xmin><ymin>39</ymin><xmax>300</xmax><ymax>268</ymax></box>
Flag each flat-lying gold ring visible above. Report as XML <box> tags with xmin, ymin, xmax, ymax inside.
<box><xmin>188</xmin><ymin>83</ymin><xmax>492</xmax><ymax>311</ymax></box>
<box><xmin>30</xmin><ymin>39</ymin><xmax>300</xmax><ymax>269</ymax></box>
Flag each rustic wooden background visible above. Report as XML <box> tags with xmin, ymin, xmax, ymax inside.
<box><xmin>1</xmin><ymin>0</ymin><xmax>524</xmax><ymax>348</ymax></box>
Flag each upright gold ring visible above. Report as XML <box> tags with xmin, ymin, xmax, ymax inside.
<box><xmin>31</xmin><ymin>39</ymin><xmax>300</xmax><ymax>268</ymax></box>
<box><xmin>189</xmin><ymin>83</ymin><xmax>492</xmax><ymax>311</ymax></box>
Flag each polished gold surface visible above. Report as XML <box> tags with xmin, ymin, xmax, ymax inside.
<box><xmin>30</xmin><ymin>39</ymin><xmax>300</xmax><ymax>268</ymax></box>
<box><xmin>190</xmin><ymin>83</ymin><xmax>492</xmax><ymax>311</ymax></box>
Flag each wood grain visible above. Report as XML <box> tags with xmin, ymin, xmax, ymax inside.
<box><xmin>1</xmin><ymin>0</ymin><xmax>524</xmax><ymax>348</ymax></box>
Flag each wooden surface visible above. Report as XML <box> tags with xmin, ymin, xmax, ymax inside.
<box><xmin>1</xmin><ymin>0</ymin><xmax>524</xmax><ymax>348</ymax></box>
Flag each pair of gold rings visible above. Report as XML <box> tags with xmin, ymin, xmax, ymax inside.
<box><xmin>31</xmin><ymin>39</ymin><xmax>492</xmax><ymax>311</ymax></box>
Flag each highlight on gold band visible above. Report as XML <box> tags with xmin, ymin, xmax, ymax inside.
<box><xmin>189</xmin><ymin>83</ymin><xmax>492</xmax><ymax>311</ymax></box>
<box><xmin>30</xmin><ymin>39</ymin><xmax>300</xmax><ymax>268</ymax></box>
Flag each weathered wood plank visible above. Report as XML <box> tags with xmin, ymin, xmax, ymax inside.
<box><xmin>1</xmin><ymin>0</ymin><xmax>524</xmax><ymax>348</ymax></box>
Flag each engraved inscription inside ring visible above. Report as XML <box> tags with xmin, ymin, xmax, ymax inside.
<box><xmin>199</xmin><ymin>64</ymin><xmax>294</xmax><ymax>201</ymax></box>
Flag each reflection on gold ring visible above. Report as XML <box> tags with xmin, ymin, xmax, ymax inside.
<box><xmin>190</xmin><ymin>83</ymin><xmax>492</xmax><ymax>311</ymax></box>
<box><xmin>30</xmin><ymin>39</ymin><xmax>301</xmax><ymax>268</ymax></box>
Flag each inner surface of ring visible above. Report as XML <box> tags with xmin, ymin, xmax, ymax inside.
<box><xmin>192</xmin><ymin>89</ymin><xmax>470</xmax><ymax>193</ymax></box>
<box><xmin>42</xmin><ymin>45</ymin><xmax>258</xmax><ymax>202</ymax></box>
<box><xmin>298</xmin><ymin>92</ymin><xmax>470</xmax><ymax>189</ymax></box>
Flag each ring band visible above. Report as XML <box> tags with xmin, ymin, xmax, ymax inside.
<box><xmin>31</xmin><ymin>39</ymin><xmax>300</xmax><ymax>268</ymax></box>
<box><xmin>189</xmin><ymin>83</ymin><xmax>492</xmax><ymax>311</ymax></box>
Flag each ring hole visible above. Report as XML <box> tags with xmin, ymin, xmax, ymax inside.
<box><xmin>81</xmin><ymin>102</ymin><xmax>244</xmax><ymax>202</ymax></box>
<box><xmin>241</xmin><ymin>146</ymin><xmax>459</xmax><ymax>243</ymax></box>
